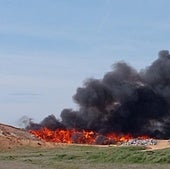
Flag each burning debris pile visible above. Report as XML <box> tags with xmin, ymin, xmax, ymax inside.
<box><xmin>27</xmin><ymin>50</ymin><xmax>170</xmax><ymax>144</ymax></box>
<box><xmin>29</xmin><ymin>127</ymin><xmax>137</xmax><ymax>145</ymax></box>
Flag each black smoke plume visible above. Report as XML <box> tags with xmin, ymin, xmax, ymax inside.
<box><xmin>27</xmin><ymin>50</ymin><xmax>170</xmax><ymax>139</ymax></box>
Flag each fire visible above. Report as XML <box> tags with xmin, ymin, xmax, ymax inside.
<box><xmin>106</xmin><ymin>133</ymin><xmax>132</xmax><ymax>142</ymax></box>
<box><xmin>30</xmin><ymin>128</ymin><xmax>150</xmax><ymax>145</ymax></box>
<box><xmin>30</xmin><ymin>128</ymin><xmax>96</xmax><ymax>144</ymax></box>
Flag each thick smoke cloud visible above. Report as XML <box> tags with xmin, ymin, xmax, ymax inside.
<box><xmin>26</xmin><ymin>115</ymin><xmax>65</xmax><ymax>130</ymax></box>
<box><xmin>27</xmin><ymin>50</ymin><xmax>170</xmax><ymax>139</ymax></box>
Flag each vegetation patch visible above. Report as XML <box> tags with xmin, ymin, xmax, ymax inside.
<box><xmin>1</xmin><ymin>145</ymin><xmax>170</xmax><ymax>169</ymax></box>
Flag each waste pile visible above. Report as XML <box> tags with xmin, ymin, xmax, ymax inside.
<box><xmin>121</xmin><ymin>138</ymin><xmax>157</xmax><ymax>146</ymax></box>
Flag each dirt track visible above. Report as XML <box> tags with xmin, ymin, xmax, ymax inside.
<box><xmin>0</xmin><ymin>161</ymin><xmax>43</xmax><ymax>169</ymax></box>
<box><xmin>147</xmin><ymin>140</ymin><xmax>170</xmax><ymax>150</ymax></box>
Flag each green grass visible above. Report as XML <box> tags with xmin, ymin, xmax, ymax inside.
<box><xmin>1</xmin><ymin>145</ymin><xmax>170</xmax><ymax>169</ymax></box>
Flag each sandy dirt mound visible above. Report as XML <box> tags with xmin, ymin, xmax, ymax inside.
<box><xmin>0</xmin><ymin>123</ymin><xmax>57</xmax><ymax>151</ymax></box>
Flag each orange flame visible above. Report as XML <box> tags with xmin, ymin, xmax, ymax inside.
<box><xmin>30</xmin><ymin>128</ymin><xmax>149</xmax><ymax>145</ymax></box>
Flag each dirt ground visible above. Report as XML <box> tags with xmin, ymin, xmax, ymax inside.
<box><xmin>148</xmin><ymin>139</ymin><xmax>170</xmax><ymax>150</ymax></box>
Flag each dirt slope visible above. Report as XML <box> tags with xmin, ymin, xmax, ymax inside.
<box><xmin>0</xmin><ymin>123</ymin><xmax>49</xmax><ymax>150</ymax></box>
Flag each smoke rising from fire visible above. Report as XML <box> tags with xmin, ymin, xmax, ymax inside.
<box><xmin>27</xmin><ymin>50</ymin><xmax>170</xmax><ymax>139</ymax></box>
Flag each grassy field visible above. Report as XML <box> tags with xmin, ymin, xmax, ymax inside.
<box><xmin>1</xmin><ymin>145</ymin><xmax>170</xmax><ymax>169</ymax></box>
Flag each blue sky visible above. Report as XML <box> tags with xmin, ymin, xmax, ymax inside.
<box><xmin>1</xmin><ymin>0</ymin><xmax>170</xmax><ymax>126</ymax></box>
